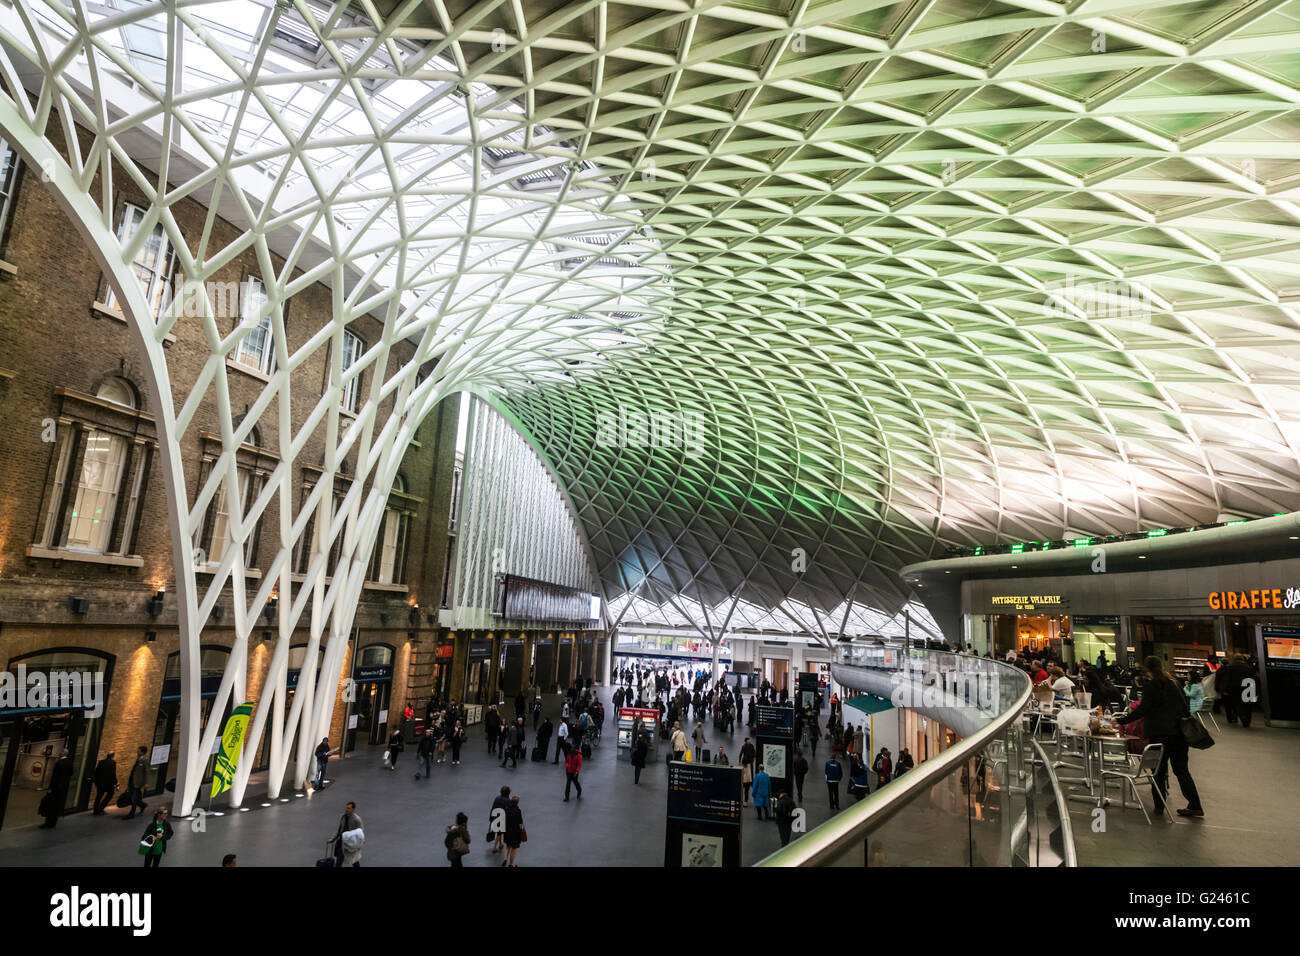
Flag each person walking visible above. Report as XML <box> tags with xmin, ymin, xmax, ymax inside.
<box><xmin>500</xmin><ymin>721</ymin><xmax>519</xmax><ymax>768</ymax></box>
<box><xmin>896</xmin><ymin>747</ymin><xmax>914</xmax><ymax>776</ymax></box>
<box><xmin>489</xmin><ymin>786</ymin><xmax>511</xmax><ymax>855</ymax></box>
<box><xmin>485</xmin><ymin>705</ymin><xmax>502</xmax><ymax>755</ymax></box>
<box><xmin>415</xmin><ymin>729</ymin><xmax>436</xmax><ymax>779</ymax></box>
<box><xmin>670</xmin><ymin>722</ymin><xmax>687</xmax><ymax>762</ymax></box>
<box><xmin>691</xmin><ymin>722</ymin><xmax>708</xmax><ymax>761</ymax></box>
<box><xmin>448</xmin><ymin>720</ymin><xmax>465</xmax><ymax>765</ymax></box>
<box><xmin>314</xmin><ymin>738</ymin><xmax>337</xmax><ymax>788</ymax></box>
<box><xmin>1114</xmin><ymin>656</ymin><xmax>1205</xmax><ymax>818</ymax></box>
<box><xmin>532</xmin><ymin>697</ymin><xmax>543</xmax><ymax>730</ymax></box>
<box><xmin>872</xmin><ymin>748</ymin><xmax>892</xmax><ymax>788</ymax></box>
<box><xmin>502</xmin><ymin>796</ymin><xmax>524</xmax><ymax>867</ymax></box>
<box><xmin>853</xmin><ymin>724</ymin><xmax>865</xmax><ymax>761</ymax></box>
<box><xmin>126</xmin><ymin>746</ymin><xmax>149</xmax><ymax>819</ymax></box>
<box><xmin>752</xmin><ymin>764</ymin><xmax>771</xmax><ymax>820</ymax></box>
<box><xmin>536</xmin><ymin>716</ymin><xmax>553</xmax><ymax>761</ymax></box>
<box><xmin>444</xmin><ymin>812</ymin><xmax>471</xmax><ymax>867</ymax></box>
<box><xmin>564</xmin><ymin>746</ymin><xmax>584</xmax><ymax>801</ymax></box>
<box><xmin>333</xmin><ymin>801</ymin><xmax>364</xmax><ymax>867</ymax></box>
<box><xmin>92</xmin><ymin>751</ymin><xmax>118</xmax><ymax>815</ymax></box>
<box><xmin>775</xmin><ymin>790</ymin><xmax>797</xmax><ymax>846</ymax></box>
<box><xmin>741</xmin><ymin>760</ymin><xmax>754</xmax><ymax>806</ymax></box>
<box><xmin>792</xmin><ymin>748</ymin><xmax>808</xmax><ymax>803</ymax></box>
<box><xmin>715</xmin><ymin>746</ymin><xmax>729</xmax><ymax>766</ymax></box>
<box><xmin>632</xmin><ymin>730</ymin><xmax>649</xmax><ymax>784</ymax></box>
<box><xmin>386</xmin><ymin>728</ymin><xmax>404</xmax><ymax>771</ymax></box>
<box><xmin>825</xmin><ymin>753</ymin><xmax>843</xmax><ymax>809</ymax></box>
<box><xmin>1221</xmin><ymin>654</ymin><xmax>1258</xmax><ymax>727</ymax></box>
<box><xmin>39</xmin><ymin>749</ymin><xmax>74</xmax><ymax>829</ymax></box>
<box><xmin>138</xmin><ymin>808</ymin><xmax>173</xmax><ymax>868</ymax></box>
<box><xmin>739</xmin><ymin>737</ymin><xmax>755</xmax><ymax>803</ymax></box>
<box><xmin>553</xmin><ymin>719</ymin><xmax>570</xmax><ymax>763</ymax></box>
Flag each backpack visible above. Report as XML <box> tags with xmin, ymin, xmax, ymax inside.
<box><xmin>445</xmin><ymin>827</ymin><xmax>469</xmax><ymax>859</ymax></box>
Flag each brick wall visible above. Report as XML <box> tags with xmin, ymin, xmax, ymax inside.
<box><xmin>0</xmin><ymin>112</ymin><xmax>458</xmax><ymax>804</ymax></box>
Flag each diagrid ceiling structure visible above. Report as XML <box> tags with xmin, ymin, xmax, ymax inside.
<box><xmin>2</xmin><ymin>0</ymin><xmax>1300</xmax><ymax>805</ymax></box>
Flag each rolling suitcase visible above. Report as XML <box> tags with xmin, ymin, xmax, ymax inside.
<box><xmin>581</xmin><ymin>742</ymin><xmax>592</xmax><ymax>758</ymax></box>
<box><xmin>701</xmin><ymin>749</ymin><xmax>710</xmax><ymax>764</ymax></box>
<box><xmin>531</xmin><ymin>746</ymin><xmax>543</xmax><ymax>762</ymax></box>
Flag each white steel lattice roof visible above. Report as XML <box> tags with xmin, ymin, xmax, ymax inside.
<box><xmin>7</xmin><ymin>0</ymin><xmax>1300</xmax><ymax>631</ymax></box>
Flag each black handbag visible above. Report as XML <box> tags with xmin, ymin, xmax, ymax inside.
<box><xmin>1180</xmin><ymin>692</ymin><xmax>1214</xmax><ymax>750</ymax></box>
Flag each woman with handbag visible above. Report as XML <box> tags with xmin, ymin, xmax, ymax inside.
<box><xmin>444</xmin><ymin>812</ymin><xmax>471</xmax><ymax>867</ymax></box>
<box><xmin>503</xmin><ymin>796</ymin><xmax>525</xmax><ymax>867</ymax></box>
<box><xmin>138</xmin><ymin>808</ymin><xmax>174</xmax><ymax>868</ymax></box>
<box><xmin>1114</xmin><ymin>656</ymin><xmax>1205</xmax><ymax>818</ymax></box>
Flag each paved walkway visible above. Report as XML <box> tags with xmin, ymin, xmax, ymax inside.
<box><xmin>2</xmin><ymin>691</ymin><xmax>1294</xmax><ymax>867</ymax></box>
<box><xmin>0</xmin><ymin>692</ymin><xmax>838</xmax><ymax>867</ymax></box>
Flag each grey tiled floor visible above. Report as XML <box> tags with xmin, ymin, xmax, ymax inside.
<box><xmin>0</xmin><ymin>692</ymin><xmax>834</xmax><ymax>867</ymax></box>
<box><xmin>1</xmin><ymin>693</ymin><xmax>1293</xmax><ymax>866</ymax></box>
<box><xmin>1068</xmin><ymin>718</ymin><xmax>1300</xmax><ymax>866</ymax></box>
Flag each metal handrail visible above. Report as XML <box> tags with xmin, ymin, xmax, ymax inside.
<box><xmin>1030</xmin><ymin>737</ymin><xmax>1078</xmax><ymax>867</ymax></box>
<box><xmin>755</xmin><ymin>653</ymin><xmax>1033</xmax><ymax>867</ymax></box>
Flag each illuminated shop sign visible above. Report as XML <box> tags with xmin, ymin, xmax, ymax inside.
<box><xmin>990</xmin><ymin>595</ymin><xmax>1064</xmax><ymax>611</ymax></box>
<box><xmin>1207</xmin><ymin>587</ymin><xmax>1300</xmax><ymax>611</ymax></box>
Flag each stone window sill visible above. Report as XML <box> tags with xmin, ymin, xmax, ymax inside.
<box><xmin>26</xmin><ymin>544</ymin><xmax>143</xmax><ymax>568</ymax></box>
<box><xmin>225</xmin><ymin>358</ymin><xmax>274</xmax><ymax>383</ymax></box>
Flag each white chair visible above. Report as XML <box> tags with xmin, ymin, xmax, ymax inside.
<box><xmin>1193</xmin><ymin>697</ymin><xmax>1220</xmax><ymax>732</ymax></box>
<box><xmin>1100</xmin><ymin>743</ymin><xmax>1172</xmax><ymax>825</ymax></box>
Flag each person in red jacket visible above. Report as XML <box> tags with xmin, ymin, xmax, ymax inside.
<box><xmin>563</xmin><ymin>747</ymin><xmax>583</xmax><ymax>802</ymax></box>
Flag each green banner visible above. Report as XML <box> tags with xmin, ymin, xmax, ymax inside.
<box><xmin>210</xmin><ymin>702</ymin><xmax>254</xmax><ymax>800</ymax></box>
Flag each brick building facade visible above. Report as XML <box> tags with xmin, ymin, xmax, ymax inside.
<box><xmin>0</xmin><ymin>116</ymin><xmax>461</xmax><ymax>827</ymax></box>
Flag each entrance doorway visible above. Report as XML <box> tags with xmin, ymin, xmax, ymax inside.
<box><xmin>465</xmin><ymin>638</ymin><xmax>493</xmax><ymax>705</ymax></box>
<box><xmin>557</xmin><ymin>639</ymin><xmax>573</xmax><ymax>690</ymax></box>
<box><xmin>535</xmin><ymin>639</ymin><xmax>555</xmax><ymax>694</ymax></box>
<box><xmin>345</xmin><ymin>644</ymin><xmax>395</xmax><ymax>752</ymax></box>
<box><xmin>0</xmin><ymin>649</ymin><xmax>113</xmax><ymax>831</ymax></box>
<box><xmin>151</xmin><ymin>647</ymin><xmax>230</xmax><ymax>795</ymax></box>
<box><xmin>763</xmin><ymin>658</ymin><xmax>791</xmax><ymax>696</ymax></box>
<box><xmin>500</xmin><ymin>639</ymin><xmax>525</xmax><ymax>698</ymax></box>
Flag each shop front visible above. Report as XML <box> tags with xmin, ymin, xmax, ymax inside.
<box><xmin>430</xmin><ymin>640</ymin><xmax>454</xmax><ymax>706</ymax></box>
<box><xmin>150</xmin><ymin>646</ymin><xmax>231</xmax><ymax>795</ymax></box>
<box><xmin>0</xmin><ymin>648</ymin><xmax>114</xmax><ymax>831</ymax></box>
<box><xmin>959</xmin><ymin>557</ymin><xmax>1300</xmax><ymax>725</ymax></box>
<box><xmin>465</xmin><ymin>637</ymin><xmax>494</xmax><ymax>705</ymax></box>
<box><xmin>345</xmin><ymin>644</ymin><xmax>394</xmax><ymax>753</ymax></box>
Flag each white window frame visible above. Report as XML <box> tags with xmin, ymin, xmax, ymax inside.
<box><xmin>0</xmin><ymin>138</ymin><xmax>21</xmax><ymax>251</ymax></box>
<box><xmin>108</xmin><ymin>202</ymin><xmax>175</xmax><ymax>319</ymax></box>
<box><xmin>204</xmin><ymin>466</ymin><xmax>258</xmax><ymax>569</ymax></box>
<box><xmin>234</xmin><ymin>277</ymin><xmax>275</xmax><ymax>374</ymax></box>
<box><xmin>64</xmin><ymin>430</ymin><xmax>128</xmax><ymax>554</ymax></box>
<box><xmin>339</xmin><ymin>329</ymin><xmax>363</xmax><ymax>413</ymax></box>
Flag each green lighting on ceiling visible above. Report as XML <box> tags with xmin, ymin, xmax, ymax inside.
<box><xmin>1073</xmin><ymin>538</ymin><xmax>1092</xmax><ymax>548</ymax></box>
<box><xmin>1011</xmin><ymin>543</ymin><xmax>1025</xmax><ymax>553</ymax></box>
<box><xmin>1147</xmin><ymin>529</ymin><xmax>1167</xmax><ymax>537</ymax></box>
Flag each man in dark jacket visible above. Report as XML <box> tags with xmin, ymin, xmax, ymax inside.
<box><xmin>792</xmin><ymin>749</ymin><xmax>809</xmax><ymax>802</ymax></box>
<box><xmin>536</xmin><ymin>717</ymin><xmax>554</xmax><ymax>761</ymax></box>
<box><xmin>126</xmin><ymin>745</ymin><xmax>149</xmax><ymax>819</ymax></box>
<box><xmin>489</xmin><ymin>786</ymin><xmax>511</xmax><ymax>854</ymax></box>
<box><xmin>1115</xmin><ymin>656</ymin><xmax>1204</xmax><ymax>817</ymax></box>
<box><xmin>1220</xmin><ymin>655</ymin><xmax>1258</xmax><ymax>727</ymax></box>
<box><xmin>39</xmin><ymin>750</ymin><xmax>74</xmax><ymax>828</ymax></box>
<box><xmin>774</xmin><ymin>791</ymin><xmax>797</xmax><ymax>846</ymax></box>
<box><xmin>485</xmin><ymin>705</ymin><xmax>502</xmax><ymax>755</ymax></box>
<box><xmin>825</xmin><ymin>755</ymin><xmax>843</xmax><ymax>809</ymax></box>
<box><xmin>92</xmin><ymin>752</ymin><xmax>117</xmax><ymax>814</ymax></box>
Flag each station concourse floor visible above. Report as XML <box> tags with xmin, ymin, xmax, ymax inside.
<box><xmin>0</xmin><ymin>690</ymin><xmax>1296</xmax><ymax>867</ymax></box>
<box><xmin>0</xmin><ymin>691</ymin><xmax>820</xmax><ymax>868</ymax></box>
